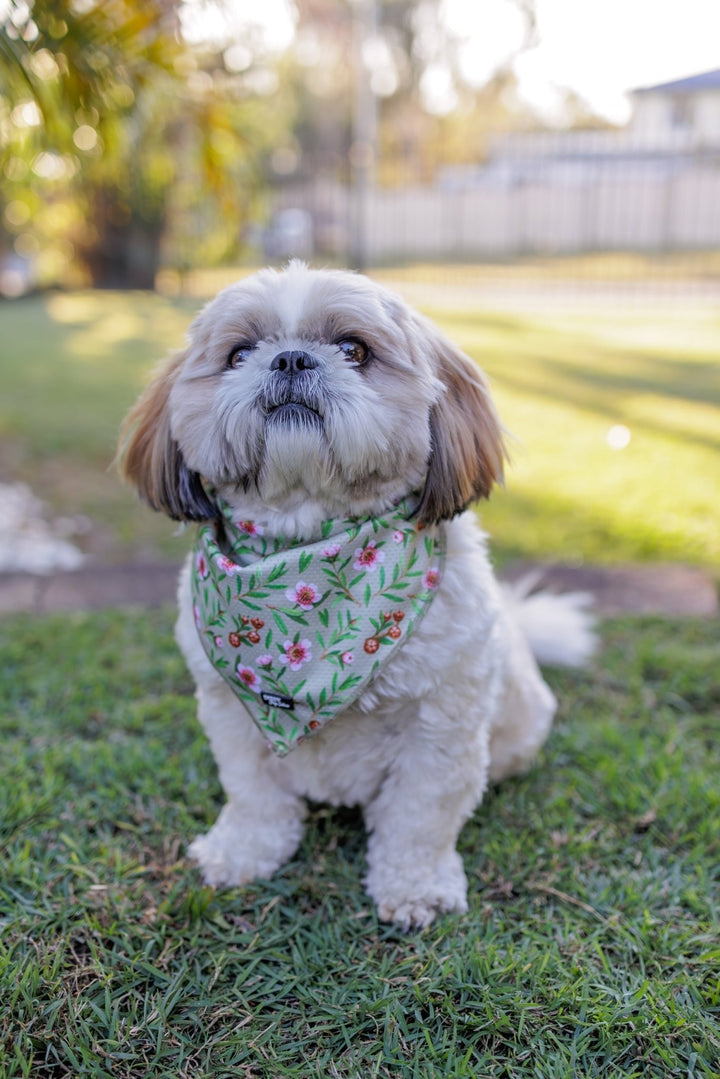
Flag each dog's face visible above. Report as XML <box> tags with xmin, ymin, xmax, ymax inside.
<box><xmin>119</xmin><ymin>263</ymin><xmax>504</xmax><ymax>524</ymax></box>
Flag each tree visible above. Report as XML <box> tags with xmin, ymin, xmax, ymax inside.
<box><xmin>0</xmin><ymin>0</ymin><xmax>291</xmax><ymax>287</ymax></box>
<box><xmin>268</xmin><ymin>0</ymin><xmax>540</xmax><ymax>192</ymax></box>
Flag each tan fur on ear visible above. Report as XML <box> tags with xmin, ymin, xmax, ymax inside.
<box><xmin>117</xmin><ymin>352</ymin><xmax>217</xmax><ymax>522</ymax></box>
<box><xmin>417</xmin><ymin>331</ymin><xmax>506</xmax><ymax>525</ymax></box>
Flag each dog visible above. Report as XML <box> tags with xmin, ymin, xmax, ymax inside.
<box><xmin>119</xmin><ymin>261</ymin><xmax>594</xmax><ymax>928</ymax></box>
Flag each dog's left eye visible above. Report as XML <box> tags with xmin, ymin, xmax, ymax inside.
<box><xmin>336</xmin><ymin>338</ymin><xmax>369</xmax><ymax>365</ymax></box>
<box><xmin>227</xmin><ymin>344</ymin><xmax>255</xmax><ymax>369</ymax></box>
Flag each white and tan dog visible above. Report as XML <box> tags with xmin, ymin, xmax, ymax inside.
<box><xmin>119</xmin><ymin>262</ymin><xmax>593</xmax><ymax>928</ymax></box>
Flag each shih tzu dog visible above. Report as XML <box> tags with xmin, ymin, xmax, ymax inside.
<box><xmin>119</xmin><ymin>262</ymin><xmax>594</xmax><ymax>928</ymax></box>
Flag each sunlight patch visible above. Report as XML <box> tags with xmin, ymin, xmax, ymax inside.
<box><xmin>606</xmin><ymin>424</ymin><xmax>631</xmax><ymax>450</ymax></box>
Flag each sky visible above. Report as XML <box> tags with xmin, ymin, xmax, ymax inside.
<box><xmin>452</xmin><ymin>0</ymin><xmax>720</xmax><ymax>123</ymax></box>
<box><xmin>180</xmin><ymin>0</ymin><xmax>720</xmax><ymax>125</ymax></box>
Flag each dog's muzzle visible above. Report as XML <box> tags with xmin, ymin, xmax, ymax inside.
<box><xmin>263</xmin><ymin>350</ymin><xmax>325</xmax><ymax>426</ymax></box>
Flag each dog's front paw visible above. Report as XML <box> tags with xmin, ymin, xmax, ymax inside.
<box><xmin>189</xmin><ymin>805</ymin><xmax>305</xmax><ymax>888</ymax></box>
<box><xmin>365</xmin><ymin>849</ymin><xmax>469</xmax><ymax>929</ymax></box>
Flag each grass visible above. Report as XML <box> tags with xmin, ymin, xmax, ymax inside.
<box><xmin>441</xmin><ymin>302</ymin><xmax>720</xmax><ymax>569</ymax></box>
<box><xmin>1</xmin><ymin>607</ymin><xmax>719</xmax><ymax>1076</ymax></box>
<box><xmin>0</xmin><ymin>278</ymin><xmax>718</xmax><ymax>569</ymax></box>
<box><xmin>0</xmin><ymin>290</ymin><xmax>196</xmax><ymax>562</ymax></box>
<box><xmin>1</xmin><ymin>270</ymin><xmax>717</xmax><ymax>1074</ymax></box>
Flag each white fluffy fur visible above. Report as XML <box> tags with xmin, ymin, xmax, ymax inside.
<box><xmin>121</xmin><ymin>263</ymin><xmax>595</xmax><ymax>929</ymax></box>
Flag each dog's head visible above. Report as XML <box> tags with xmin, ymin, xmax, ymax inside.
<box><xmin>118</xmin><ymin>262</ymin><xmax>505</xmax><ymax>524</ymax></box>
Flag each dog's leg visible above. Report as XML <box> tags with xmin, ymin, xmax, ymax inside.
<box><xmin>362</xmin><ymin>698</ymin><xmax>490</xmax><ymax>929</ymax></box>
<box><xmin>188</xmin><ymin>680</ymin><xmax>306</xmax><ymax>888</ymax></box>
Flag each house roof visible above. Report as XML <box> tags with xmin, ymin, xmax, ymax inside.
<box><xmin>633</xmin><ymin>69</ymin><xmax>720</xmax><ymax>95</ymax></box>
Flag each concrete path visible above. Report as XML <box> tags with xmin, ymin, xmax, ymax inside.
<box><xmin>1</xmin><ymin>561</ymin><xmax>716</xmax><ymax>618</ymax></box>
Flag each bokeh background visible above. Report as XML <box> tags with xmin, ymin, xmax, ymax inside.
<box><xmin>2</xmin><ymin>9</ymin><xmax>719</xmax><ymax>1074</ymax></box>
<box><xmin>1</xmin><ymin>0</ymin><xmax>718</xmax><ymax>582</ymax></box>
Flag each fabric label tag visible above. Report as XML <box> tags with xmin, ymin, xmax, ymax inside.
<box><xmin>261</xmin><ymin>691</ymin><xmax>295</xmax><ymax>711</ymax></box>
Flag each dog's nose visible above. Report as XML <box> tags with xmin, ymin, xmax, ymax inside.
<box><xmin>270</xmin><ymin>350</ymin><xmax>318</xmax><ymax>374</ymax></box>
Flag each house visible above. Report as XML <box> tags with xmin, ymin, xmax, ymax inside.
<box><xmin>270</xmin><ymin>69</ymin><xmax>720</xmax><ymax>259</ymax></box>
<box><xmin>461</xmin><ymin>68</ymin><xmax>720</xmax><ymax>189</ymax></box>
<box><xmin>426</xmin><ymin>68</ymin><xmax>720</xmax><ymax>254</ymax></box>
<box><xmin>630</xmin><ymin>69</ymin><xmax>720</xmax><ymax>149</ymax></box>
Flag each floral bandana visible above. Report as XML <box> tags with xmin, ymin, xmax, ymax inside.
<box><xmin>190</xmin><ymin>496</ymin><xmax>446</xmax><ymax>756</ymax></box>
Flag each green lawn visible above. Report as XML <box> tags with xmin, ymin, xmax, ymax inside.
<box><xmin>1</xmin><ymin>608</ymin><xmax>718</xmax><ymax>1076</ymax></box>
<box><xmin>1</xmin><ymin>281</ymin><xmax>718</xmax><ymax>1075</ymax></box>
<box><xmin>444</xmin><ymin>302</ymin><xmax>720</xmax><ymax>569</ymax></box>
<box><xmin>0</xmin><ymin>284</ymin><xmax>718</xmax><ymax>569</ymax></box>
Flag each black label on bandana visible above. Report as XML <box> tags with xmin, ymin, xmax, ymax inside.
<box><xmin>261</xmin><ymin>691</ymin><xmax>295</xmax><ymax>711</ymax></box>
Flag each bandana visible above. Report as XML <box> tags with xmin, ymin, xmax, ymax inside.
<box><xmin>190</xmin><ymin>495</ymin><xmax>446</xmax><ymax>756</ymax></box>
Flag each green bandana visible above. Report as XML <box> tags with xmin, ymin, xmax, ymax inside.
<box><xmin>190</xmin><ymin>496</ymin><xmax>446</xmax><ymax>756</ymax></box>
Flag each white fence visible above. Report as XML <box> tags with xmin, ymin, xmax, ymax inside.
<box><xmin>274</xmin><ymin>161</ymin><xmax>720</xmax><ymax>260</ymax></box>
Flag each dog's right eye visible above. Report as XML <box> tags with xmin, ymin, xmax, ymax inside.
<box><xmin>227</xmin><ymin>344</ymin><xmax>255</xmax><ymax>369</ymax></box>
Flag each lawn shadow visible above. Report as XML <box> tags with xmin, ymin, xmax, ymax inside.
<box><xmin>449</xmin><ymin>308</ymin><xmax>720</xmax><ymax>454</ymax></box>
<box><xmin>506</xmin><ymin>353</ymin><xmax>717</xmax><ymax>447</ymax></box>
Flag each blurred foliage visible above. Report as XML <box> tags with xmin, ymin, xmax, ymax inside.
<box><xmin>281</xmin><ymin>0</ymin><xmax>540</xmax><ymax>188</ymax></box>
<box><xmin>0</xmin><ymin>0</ymin><xmax>294</xmax><ymax>286</ymax></box>
<box><xmin>0</xmin><ymin>0</ymin><xmax>549</xmax><ymax>288</ymax></box>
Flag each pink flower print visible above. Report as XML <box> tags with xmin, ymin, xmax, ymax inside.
<box><xmin>280</xmin><ymin>638</ymin><xmax>312</xmax><ymax>672</ymax></box>
<box><xmin>214</xmin><ymin>635</ymin><xmax>223</xmax><ymax>647</ymax></box>
<box><xmin>216</xmin><ymin>554</ymin><xmax>240</xmax><ymax>575</ymax></box>
<box><xmin>322</xmin><ymin>543</ymin><xmax>341</xmax><ymax>558</ymax></box>
<box><xmin>392</xmin><ymin>530</ymin><xmax>404</xmax><ymax>543</ymax></box>
<box><xmin>193</xmin><ymin>604</ymin><xmax>202</xmax><ymax>628</ymax></box>
<box><xmin>236</xmin><ymin>664</ymin><xmax>261</xmax><ymax>692</ymax></box>
<box><xmin>256</xmin><ymin>654</ymin><xmax>273</xmax><ymax>668</ymax></box>
<box><xmin>341</xmin><ymin>651</ymin><xmax>354</xmax><ymax>666</ymax></box>
<box><xmin>422</xmin><ymin>566</ymin><xmax>441</xmax><ymax>590</ymax></box>
<box><xmin>353</xmin><ymin>541</ymin><xmax>385</xmax><ymax>572</ymax></box>
<box><xmin>236</xmin><ymin>520</ymin><xmax>264</xmax><ymax>536</ymax></box>
<box><xmin>195</xmin><ymin>550</ymin><xmax>209</xmax><ymax>579</ymax></box>
<box><xmin>286</xmin><ymin>580</ymin><xmax>321</xmax><ymax>610</ymax></box>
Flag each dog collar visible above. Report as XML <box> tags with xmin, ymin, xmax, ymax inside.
<box><xmin>190</xmin><ymin>495</ymin><xmax>446</xmax><ymax>756</ymax></box>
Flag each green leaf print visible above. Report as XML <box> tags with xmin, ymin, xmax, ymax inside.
<box><xmin>265</xmin><ymin>561</ymin><xmax>288</xmax><ymax>584</ymax></box>
<box><xmin>299</xmin><ymin>550</ymin><xmax>313</xmax><ymax>573</ymax></box>
<box><xmin>337</xmin><ymin>673</ymin><xmax>362</xmax><ymax>693</ymax></box>
<box><xmin>191</xmin><ymin>492</ymin><xmax>446</xmax><ymax>755</ymax></box>
<box><xmin>237</xmin><ymin>598</ymin><xmax>264</xmax><ymax>612</ymax></box>
<box><xmin>279</xmin><ymin>609</ymin><xmax>311</xmax><ymax>627</ymax></box>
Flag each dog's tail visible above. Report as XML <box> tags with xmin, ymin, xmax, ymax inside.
<box><xmin>502</xmin><ymin>570</ymin><xmax>596</xmax><ymax>669</ymax></box>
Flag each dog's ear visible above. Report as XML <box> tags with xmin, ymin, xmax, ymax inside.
<box><xmin>417</xmin><ymin>326</ymin><xmax>506</xmax><ymax>524</ymax></box>
<box><xmin>117</xmin><ymin>351</ymin><xmax>218</xmax><ymax>522</ymax></box>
